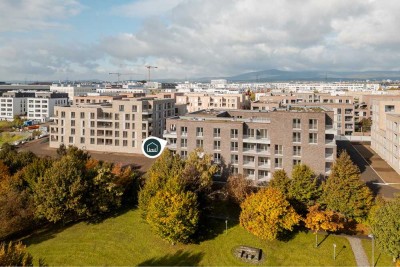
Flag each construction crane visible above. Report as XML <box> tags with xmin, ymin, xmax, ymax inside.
<box><xmin>108</xmin><ymin>72</ymin><xmax>138</xmax><ymax>82</ymax></box>
<box><xmin>145</xmin><ymin>66</ymin><xmax>158</xmax><ymax>83</ymax></box>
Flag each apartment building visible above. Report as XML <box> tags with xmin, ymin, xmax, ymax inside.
<box><xmin>176</xmin><ymin>93</ymin><xmax>247</xmax><ymax>113</ymax></box>
<box><xmin>49</xmin><ymin>97</ymin><xmax>175</xmax><ymax>154</ymax></box>
<box><xmin>0</xmin><ymin>91</ymin><xmax>35</xmax><ymax>120</ymax></box>
<box><xmin>27</xmin><ymin>92</ymin><xmax>69</xmax><ymax>122</ymax></box>
<box><xmin>50</xmin><ymin>84</ymin><xmax>95</xmax><ymax>102</ymax></box>
<box><xmin>164</xmin><ymin>108</ymin><xmax>336</xmax><ymax>183</ymax></box>
<box><xmin>371</xmin><ymin>99</ymin><xmax>400</xmax><ymax>174</ymax></box>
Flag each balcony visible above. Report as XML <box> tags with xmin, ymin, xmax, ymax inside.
<box><xmin>325</xmin><ymin>153</ymin><xmax>334</xmax><ymax>161</ymax></box>
<box><xmin>325</xmin><ymin>139</ymin><xmax>336</xmax><ymax>146</ymax></box>
<box><xmin>325</xmin><ymin>125</ymin><xmax>337</xmax><ymax>134</ymax></box>
<box><xmin>243</xmin><ymin>161</ymin><xmax>255</xmax><ymax>167</ymax></box>
<box><xmin>258</xmin><ymin>163</ymin><xmax>271</xmax><ymax>169</ymax></box>
<box><xmin>97</xmin><ymin>116</ymin><xmax>113</xmax><ymax>121</ymax></box>
<box><xmin>243</xmin><ymin>147</ymin><xmax>257</xmax><ymax>154</ymax></box>
<box><xmin>163</xmin><ymin>130</ymin><xmax>177</xmax><ymax>138</ymax></box>
<box><xmin>142</xmin><ymin>109</ymin><xmax>153</xmax><ymax>115</ymax></box>
<box><xmin>243</xmin><ymin>135</ymin><xmax>270</xmax><ymax>144</ymax></box>
<box><xmin>167</xmin><ymin>143</ymin><xmax>177</xmax><ymax>150</ymax></box>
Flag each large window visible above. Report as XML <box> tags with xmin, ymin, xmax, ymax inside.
<box><xmin>275</xmin><ymin>144</ymin><xmax>283</xmax><ymax>155</ymax></box>
<box><xmin>309</xmin><ymin>133</ymin><xmax>318</xmax><ymax>144</ymax></box>
<box><xmin>231</xmin><ymin>154</ymin><xmax>238</xmax><ymax>164</ymax></box>
<box><xmin>275</xmin><ymin>158</ymin><xmax>282</xmax><ymax>168</ymax></box>
<box><xmin>214</xmin><ymin>140</ymin><xmax>221</xmax><ymax>150</ymax></box>
<box><xmin>309</xmin><ymin>119</ymin><xmax>318</xmax><ymax>130</ymax></box>
<box><xmin>293</xmin><ymin>132</ymin><xmax>301</xmax><ymax>143</ymax></box>
<box><xmin>214</xmin><ymin>153</ymin><xmax>221</xmax><ymax>164</ymax></box>
<box><xmin>213</xmin><ymin>128</ymin><xmax>221</xmax><ymax>138</ymax></box>
<box><xmin>196</xmin><ymin>127</ymin><xmax>203</xmax><ymax>137</ymax></box>
<box><xmin>293</xmin><ymin>146</ymin><xmax>301</xmax><ymax>156</ymax></box>
<box><xmin>181</xmin><ymin>126</ymin><xmax>188</xmax><ymax>136</ymax></box>
<box><xmin>181</xmin><ymin>138</ymin><xmax>187</xmax><ymax>148</ymax></box>
<box><xmin>196</xmin><ymin>139</ymin><xmax>203</xmax><ymax>148</ymax></box>
<box><xmin>293</xmin><ymin>118</ymin><xmax>301</xmax><ymax>129</ymax></box>
<box><xmin>230</xmin><ymin>129</ymin><xmax>238</xmax><ymax>138</ymax></box>
<box><xmin>231</xmin><ymin>141</ymin><xmax>238</xmax><ymax>151</ymax></box>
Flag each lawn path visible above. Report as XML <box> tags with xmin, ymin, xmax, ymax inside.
<box><xmin>347</xmin><ymin>236</ymin><xmax>369</xmax><ymax>267</ymax></box>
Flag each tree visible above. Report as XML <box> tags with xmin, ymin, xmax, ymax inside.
<box><xmin>371</xmin><ymin>196</ymin><xmax>400</xmax><ymax>263</ymax></box>
<box><xmin>138</xmin><ymin>150</ymin><xmax>183</xmax><ymax>217</ymax></box>
<box><xmin>320</xmin><ymin>151</ymin><xmax>373</xmax><ymax>220</ymax></box>
<box><xmin>225</xmin><ymin>174</ymin><xmax>253</xmax><ymax>204</ymax></box>
<box><xmin>240</xmin><ymin>187</ymin><xmax>301</xmax><ymax>241</ymax></box>
<box><xmin>288</xmin><ymin>164</ymin><xmax>320</xmax><ymax>214</ymax></box>
<box><xmin>0</xmin><ymin>242</ymin><xmax>33</xmax><ymax>267</ymax></box>
<box><xmin>146</xmin><ymin>188</ymin><xmax>199</xmax><ymax>244</ymax></box>
<box><xmin>12</xmin><ymin>115</ymin><xmax>24</xmax><ymax>128</ymax></box>
<box><xmin>34</xmin><ymin>155</ymin><xmax>89</xmax><ymax>223</ymax></box>
<box><xmin>180</xmin><ymin>149</ymin><xmax>217</xmax><ymax>195</ymax></box>
<box><xmin>269</xmin><ymin>169</ymin><xmax>290</xmax><ymax>195</ymax></box>
<box><xmin>304</xmin><ymin>204</ymin><xmax>344</xmax><ymax>247</ymax></box>
<box><xmin>359</xmin><ymin>118</ymin><xmax>372</xmax><ymax>133</ymax></box>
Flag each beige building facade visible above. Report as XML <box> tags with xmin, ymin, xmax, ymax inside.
<box><xmin>164</xmin><ymin>109</ymin><xmax>336</xmax><ymax>183</ymax></box>
<box><xmin>50</xmin><ymin>97</ymin><xmax>175</xmax><ymax>153</ymax></box>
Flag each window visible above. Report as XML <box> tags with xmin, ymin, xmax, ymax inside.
<box><xmin>61</xmin><ymin>111</ymin><xmax>65</xmax><ymax>118</ymax></box>
<box><xmin>196</xmin><ymin>139</ymin><xmax>203</xmax><ymax>148</ymax></box>
<box><xmin>213</xmin><ymin>128</ymin><xmax>221</xmax><ymax>138</ymax></box>
<box><xmin>115</xmin><ymin>131</ymin><xmax>119</xmax><ymax>137</ymax></box>
<box><xmin>71</xmin><ymin>128</ymin><xmax>75</xmax><ymax>135</ymax></box>
<box><xmin>275</xmin><ymin>158</ymin><xmax>282</xmax><ymax>168</ymax></box>
<box><xmin>132</xmin><ymin>132</ymin><xmax>136</xmax><ymax>138</ymax></box>
<box><xmin>115</xmin><ymin>140</ymin><xmax>119</xmax><ymax>146</ymax></box>
<box><xmin>309</xmin><ymin>133</ymin><xmax>318</xmax><ymax>144</ymax></box>
<box><xmin>90</xmin><ymin>121</ymin><xmax>95</xmax><ymax>127</ymax></box>
<box><xmin>214</xmin><ymin>140</ymin><xmax>221</xmax><ymax>150</ymax></box>
<box><xmin>181</xmin><ymin>126</ymin><xmax>188</xmax><ymax>136</ymax></box>
<box><xmin>123</xmin><ymin>140</ymin><xmax>128</xmax><ymax>146</ymax></box>
<box><xmin>180</xmin><ymin>150</ymin><xmax>187</xmax><ymax>159</ymax></box>
<box><xmin>132</xmin><ymin>140</ymin><xmax>136</xmax><ymax>147</ymax></box>
<box><xmin>80</xmin><ymin>112</ymin><xmax>85</xmax><ymax>119</ymax></box>
<box><xmin>309</xmin><ymin>119</ymin><xmax>318</xmax><ymax>130</ymax></box>
<box><xmin>293</xmin><ymin>146</ymin><xmax>301</xmax><ymax>156</ymax></box>
<box><xmin>231</xmin><ymin>154</ymin><xmax>238</xmax><ymax>164</ymax></box>
<box><xmin>259</xmin><ymin>129</ymin><xmax>268</xmax><ymax>138</ymax></box>
<box><xmin>230</xmin><ymin>129</ymin><xmax>238</xmax><ymax>138</ymax></box>
<box><xmin>231</xmin><ymin>141</ymin><xmax>238</xmax><ymax>151</ymax></box>
<box><xmin>293</xmin><ymin>159</ymin><xmax>301</xmax><ymax>165</ymax></box>
<box><xmin>115</xmin><ymin>114</ymin><xmax>119</xmax><ymax>120</ymax></box>
<box><xmin>80</xmin><ymin>137</ymin><xmax>85</xmax><ymax>144</ymax></box>
<box><xmin>385</xmin><ymin>105</ymin><xmax>395</xmax><ymax>112</ymax></box>
<box><xmin>132</xmin><ymin>105</ymin><xmax>137</xmax><ymax>112</ymax></box>
<box><xmin>214</xmin><ymin>153</ymin><xmax>221</xmax><ymax>164</ymax></box>
<box><xmin>125</xmin><ymin>114</ymin><xmax>130</xmax><ymax>120</ymax></box>
<box><xmin>293</xmin><ymin>132</ymin><xmax>301</xmax><ymax>143</ymax></box>
<box><xmin>90</xmin><ymin>113</ymin><xmax>95</xmax><ymax>119</ymax></box>
<box><xmin>71</xmin><ymin>112</ymin><xmax>75</xmax><ymax>118</ymax></box>
<box><xmin>90</xmin><ymin>138</ymin><xmax>95</xmax><ymax>144</ymax></box>
<box><xmin>71</xmin><ymin>120</ymin><xmax>75</xmax><ymax>127</ymax></box>
<box><xmin>123</xmin><ymin>131</ymin><xmax>128</xmax><ymax>138</ymax></box>
<box><xmin>259</xmin><ymin>170</ymin><xmax>269</xmax><ymax>178</ymax></box>
<box><xmin>293</xmin><ymin>118</ymin><xmax>301</xmax><ymax>129</ymax></box>
<box><xmin>119</xmin><ymin>105</ymin><xmax>124</xmax><ymax>111</ymax></box>
<box><xmin>69</xmin><ymin>136</ymin><xmax>73</xmax><ymax>143</ymax></box>
<box><xmin>181</xmin><ymin>138</ymin><xmax>187</xmax><ymax>147</ymax></box>
<box><xmin>275</xmin><ymin>144</ymin><xmax>283</xmax><ymax>155</ymax></box>
<box><xmin>196</xmin><ymin>127</ymin><xmax>203</xmax><ymax>137</ymax></box>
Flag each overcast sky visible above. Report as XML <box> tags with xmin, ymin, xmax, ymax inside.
<box><xmin>1</xmin><ymin>0</ymin><xmax>400</xmax><ymax>81</ymax></box>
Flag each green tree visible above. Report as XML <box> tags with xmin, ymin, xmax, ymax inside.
<box><xmin>240</xmin><ymin>187</ymin><xmax>301</xmax><ymax>241</ymax></box>
<box><xmin>320</xmin><ymin>151</ymin><xmax>373</xmax><ymax>220</ymax></box>
<box><xmin>304</xmin><ymin>204</ymin><xmax>344</xmax><ymax>247</ymax></box>
<box><xmin>288</xmin><ymin>164</ymin><xmax>320</xmax><ymax>214</ymax></box>
<box><xmin>146</xmin><ymin>188</ymin><xmax>199</xmax><ymax>244</ymax></box>
<box><xmin>359</xmin><ymin>118</ymin><xmax>372</xmax><ymax>132</ymax></box>
<box><xmin>269</xmin><ymin>169</ymin><xmax>290</xmax><ymax>195</ymax></box>
<box><xmin>0</xmin><ymin>242</ymin><xmax>33</xmax><ymax>267</ymax></box>
<box><xmin>34</xmin><ymin>155</ymin><xmax>89</xmax><ymax>223</ymax></box>
<box><xmin>12</xmin><ymin>115</ymin><xmax>24</xmax><ymax>128</ymax></box>
<box><xmin>138</xmin><ymin>150</ymin><xmax>183</xmax><ymax>217</ymax></box>
<box><xmin>180</xmin><ymin>149</ymin><xmax>217</xmax><ymax>195</ymax></box>
<box><xmin>371</xmin><ymin>196</ymin><xmax>400</xmax><ymax>263</ymax></box>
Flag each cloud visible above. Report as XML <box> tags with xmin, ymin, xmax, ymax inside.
<box><xmin>112</xmin><ymin>0</ymin><xmax>185</xmax><ymax>18</ymax></box>
<box><xmin>0</xmin><ymin>0</ymin><xmax>83</xmax><ymax>32</ymax></box>
<box><xmin>1</xmin><ymin>0</ymin><xmax>400</xmax><ymax>80</ymax></box>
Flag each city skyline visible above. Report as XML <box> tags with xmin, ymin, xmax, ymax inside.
<box><xmin>1</xmin><ymin>0</ymin><xmax>400</xmax><ymax>81</ymax></box>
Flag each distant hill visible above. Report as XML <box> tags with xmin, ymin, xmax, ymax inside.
<box><xmin>225</xmin><ymin>69</ymin><xmax>400</xmax><ymax>82</ymax></box>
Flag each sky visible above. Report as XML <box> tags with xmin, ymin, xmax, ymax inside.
<box><xmin>1</xmin><ymin>0</ymin><xmax>400</xmax><ymax>81</ymax></box>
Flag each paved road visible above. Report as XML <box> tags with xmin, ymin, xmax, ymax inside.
<box><xmin>337</xmin><ymin>141</ymin><xmax>400</xmax><ymax>199</ymax></box>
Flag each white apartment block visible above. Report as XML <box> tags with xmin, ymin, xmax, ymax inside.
<box><xmin>50</xmin><ymin>84</ymin><xmax>95</xmax><ymax>102</ymax></box>
<box><xmin>27</xmin><ymin>92</ymin><xmax>69</xmax><ymax>122</ymax></box>
<box><xmin>49</xmin><ymin>97</ymin><xmax>175</xmax><ymax>154</ymax></box>
<box><xmin>176</xmin><ymin>93</ymin><xmax>247</xmax><ymax>113</ymax></box>
<box><xmin>371</xmin><ymin>99</ymin><xmax>400</xmax><ymax>174</ymax></box>
<box><xmin>0</xmin><ymin>92</ymin><xmax>35</xmax><ymax>121</ymax></box>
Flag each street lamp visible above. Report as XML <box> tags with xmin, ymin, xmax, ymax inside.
<box><xmin>333</xmin><ymin>243</ymin><xmax>337</xmax><ymax>260</ymax></box>
<box><xmin>225</xmin><ymin>219</ymin><xmax>228</xmax><ymax>235</ymax></box>
<box><xmin>368</xmin><ymin>234</ymin><xmax>374</xmax><ymax>267</ymax></box>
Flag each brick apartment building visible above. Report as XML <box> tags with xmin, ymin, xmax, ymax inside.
<box><xmin>50</xmin><ymin>97</ymin><xmax>175</xmax><ymax>153</ymax></box>
<box><xmin>164</xmin><ymin>108</ymin><xmax>336</xmax><ymax>183</ymax></box>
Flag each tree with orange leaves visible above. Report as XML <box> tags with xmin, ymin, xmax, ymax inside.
<box><xmin>304</xmin><ymin>204</ymin><xmax>344</xmax><ymax>247</ymax></box>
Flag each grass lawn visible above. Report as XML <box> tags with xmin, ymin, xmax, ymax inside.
<box><xmin>24</xmin><ymin>209</ymin><xmax>357</xmax><ymax>266</ymax></box>
<box><xmin>361</xmin><ymin>238</ymin><xmax>395</xmax><ymax>266</ymax></box>
<box><xmin>0</xmin><ymin>131</ymin><xmax>30</xmax><ymax>146</ymax></box>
